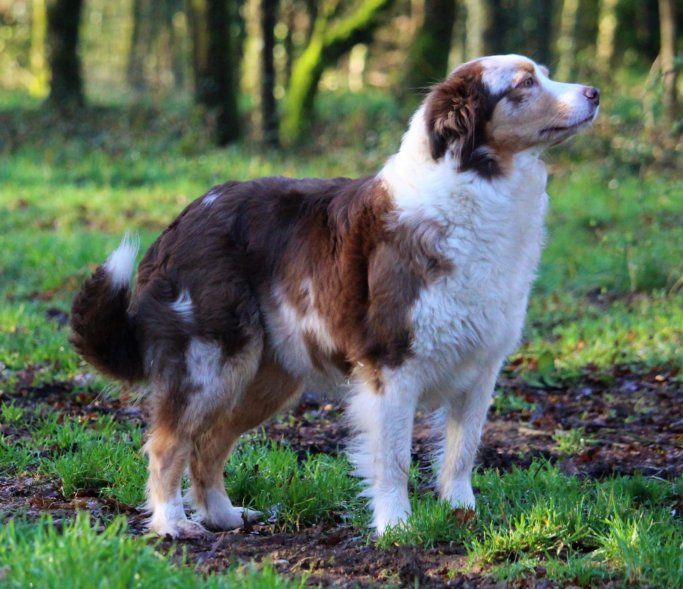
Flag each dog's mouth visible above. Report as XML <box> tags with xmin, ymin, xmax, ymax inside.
<box><xmin>540</xmin><ymin>112</ymin><xmax>597</xmax><ymax>137</ymax></box>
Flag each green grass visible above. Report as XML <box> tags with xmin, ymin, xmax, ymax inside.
<box><xmin>226</xmin><ymin>439</ymin><xmax>361</xmax><ymax>530</ymax></box>
<box><xmin>0</xmin><ymin>513</ymin><xmax>305</xmax><ymax>588</ymax></box>
<box><xmin>378</xmin><ymin>462</ymin><xmax>683</xmax><ymax>588</ymax></box>
<box><xmin>552</xmin><ymin>427</ymin><xmax>597</xmax><ymax>455</ymax></box>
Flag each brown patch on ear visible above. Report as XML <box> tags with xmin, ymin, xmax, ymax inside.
<box><xmin>424</xmin><ymin>61</ymin><xmax>505</xmax><ymax>179</ymax></box>
<box><xmin>425</xmin><ymin>62</ymin><xmax>485</xmax><ymax>161</ymax></box>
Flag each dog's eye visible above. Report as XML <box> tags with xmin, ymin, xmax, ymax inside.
<box><xmin>518</xmin><ymin>77</ymin><xmax>535</xmax><ymax>89</ymax></box>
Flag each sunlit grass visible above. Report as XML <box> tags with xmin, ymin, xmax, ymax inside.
<box><xmin>379</xmin><ymin>463</ymin><xmax>683</xmax><ymax>588</ymax></box>
<box><xmin>0</xmin><ymin>513</ymin><xmax>305</xmax><ymax>589</ymax></box>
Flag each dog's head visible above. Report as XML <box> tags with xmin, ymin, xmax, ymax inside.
<box><xmin>425</xmin><ymin>54</ymin><xmax>599</xmax><ymax>177</ymax></box>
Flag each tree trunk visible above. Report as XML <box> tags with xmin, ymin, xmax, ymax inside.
<box><xmin>30</xmin><ymin>0</ymin><xmax>48</xmax><ymax>97</ymax></box>
<box><xmin>404</xmin><ymin>0</ymin><xmax>457</xmax><ymax>94</ymax></box>
<box><xmin>46</xmin><ymin>0</ymin><xmax>85</xmax><ymax>107</ymax></box>
<box><xmin>281</xmin><ymin>0</ymin><xmax>395</xmax><ymax>142</ymax></box>
<box><xmin>535</xmin><ymin>0</ymin><xmax>555</xmax><ymax>64</ymax></box>
<box><xmin>658</xmin><ymin>0</ymin><xmax>678</xmax><ymax>125</ymax></box>
<box><xmin>464</xmin><ymin>0</ymin><xmax>486</xmax><ymax>58</ymax></box>
<box><xmin>127</xmin><ymin>0</ymin><xmax>151</xmax><ymax>93</ymax></box>
<box><xmin>596</xmin><ymin>0</ymin><xmax>619</xmax><ymax>77</ymax></box>
<box><xmin>189</xmin><ymin>0</ymin><xmax>241</xmax><ymax>145</ymax></box>
<box><xmin>464</xmin><ymin>0</ymin><xmax>506</xmax><ymax>58</ymax></box>
<box><xmin>556</xmin><ymin>0</ymin><xmax>580</xmax><ymax>81</ymax></box>
<box><xmin>167</xmin><ymin>0</ymin><xmax>186</xmax><ymax>90</ymax></box>
<box><xmin>527</xmin><ymin>0</ymin><xmax>555</xmax><ymax>65</ymax></box>
<box><xmin>261</xmin><ymin>0</ymin><xmax>279</xmax><ymax>146</ymax></box>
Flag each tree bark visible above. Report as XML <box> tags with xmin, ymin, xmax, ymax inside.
<box><xmin>261</xmin><ymin>0</ymin><xmax>279</xmax><ymax>146</ymax></box>
<box><xmin>46</xmin><ymin>0</ymin><xmax>85</xmax><ymax>107</ymax></box>
<box><xmin>464</xmin><ymin>0</ymin><xmax>507</xmax><ymax>58</ymax></box>
<box><xmin>189</xmin><ymin>0</ymin><xmax>241</xmax><ymax>145</ymax></box>
<box><xmin>556</xmin><ymin>0</ymin><xmax>580</xmax><ymax>81</ymax></box>
<box><xmin>658</xmin><ymin>0</ymin><xmax>678</xmax><ymax>125</ymax></box>
<box><xmin>528</xmin><ymin>0</ymin><xmax>555</xmax><ymax>65</ymax></box>
<box><xmin>30</xmin><ymin>0</ymin><xmax>48</xmax><ymax>97</ymax></box>
<box><xmin>596</xmin><ymin>0</ymin><xmax>619</xmax><ymax>77</ymax></box>
<box><xmin>464</xmin><ymin>0</ymin><xmax>486</xmax><ymax>58</ymax></box>
<box><xmin>404</xmin><ymin>0</ymin><xmax>457</xmax><ymax>94</ymax></box>
<box><xmin>167</xmin><ymin>0</ymin><xmax>186</xmax><ymax>90</ymax></box>
<box><xmin>127</xmin><ymin>0</ymin><xmax>151</xmax><ymax>93</ymax></box>
<box><xmin>281</xmin><ymin>0</ymin><xmax>395</xmax><ymax>142</ymax></box>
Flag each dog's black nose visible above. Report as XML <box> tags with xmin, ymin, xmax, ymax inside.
<box><xmin>583</xmin><ymin>86</ymin><xmax>600</xmax><ymax>105</ymax></box>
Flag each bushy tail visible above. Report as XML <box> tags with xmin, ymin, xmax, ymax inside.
<box><xmin>70</xmin><ymin>235</ymin><xmax>144</xmax><ymax>383</ymax></box>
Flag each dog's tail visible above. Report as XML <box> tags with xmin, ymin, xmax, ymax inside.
<box><xmin>69</xmin><ymin>235</ymin><xmax>145</xmax><ymax>383</ymax></box>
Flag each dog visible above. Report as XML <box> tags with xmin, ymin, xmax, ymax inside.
<box><xmin>70</xmin><ymin>55</ymin><xmax>599</xmax><ymax>538</ymax></box>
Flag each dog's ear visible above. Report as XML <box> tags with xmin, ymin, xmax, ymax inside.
<box><xmin>425</xmin><ymin>65</ymin><xmax>486</xmax><ymax>161</ymax></box>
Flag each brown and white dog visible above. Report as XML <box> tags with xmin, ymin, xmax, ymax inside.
<box><xmin>70</xmin><ymin>55</ymin><xmax>598</xmax><ymax>538</ymax></box>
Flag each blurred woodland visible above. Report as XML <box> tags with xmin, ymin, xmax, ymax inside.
<box><xmin>0</xmin><ymin>0</ymin><xmax>680</xmax><ymax>150</ymax></box>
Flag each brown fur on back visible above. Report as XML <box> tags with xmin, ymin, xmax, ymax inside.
<box><xmin>128</xmin><ymin>176</ymin><xmax>449</xmax><ymax>393</ymax></box>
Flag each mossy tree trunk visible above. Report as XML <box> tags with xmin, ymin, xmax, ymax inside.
<box><xmin>30</xmin><ymin>0</ymin><xmax>49</xmax><ymax>97</ymax></box>
<box><xmin>189</xmin><ymin>0</ymin><xmax>241</xmax><ymax>145</ymax></box>
<box><xmin>556</xmin><ymin>0</ymin><xmax>580</xmax><ymax>81</ymax></box>
<box><xmin>281</xmin><ymin>0</ymin><xmax>395</xmax><ymax>143</ymax></box>
<box><xmin>658</xmin><ymin>0</ymin><xmax>678</xmax><ymax>126</ymax></box>
<box><xmin>127</xmin><ymin>0</ymin><xmax>153</xmax><ymax>93</ymax></box>
<box><xmin>404</xmin><ymin>0</ymin><xmax>457</xmax><ymax>97</ymax></box>
<box><xmin>46</xmin><ymin>0</ymin><xmax>85</xmax><ymax>107</ymax></box>
<box><xmin>464</xmin><ymin>0</ymin><xmax>507</xmax><ymax>58</ymax></box>
<box><xmin>261</xmin><ymin>0</ymin><xmax>279</xmax><ymax>146</ymax></box>
<box><xmin>596</xmin><ymin>0</ymin><xmax>619</xmax><ymax>78</ymax></box>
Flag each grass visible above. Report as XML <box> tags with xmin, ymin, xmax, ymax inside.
<box><xmin>226</xmin><ymin>439</ymin><xmax>362</xmax><ymax>530</ymax></box>
<box><xmin>1</xmin><ymin>86</ymin><xmax>682</xmax><ymax>586</ymax></box>
<box><xmin>378</xmin><ymin>462</ymin><xmax>683</xmax><ymax>588</ymax></box>
<box><xmin>552</xmin><ymin>427</ymin><xmax>597</xmax><ymax>455</ymax></box>
<box><xmin>0</xmin><ymin>513</ymin><xmax>306</xmax><ymax>588</ymax></box>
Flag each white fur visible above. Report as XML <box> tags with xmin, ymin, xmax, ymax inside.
<box><xmin>203</xmin><ymin>188</ymin><xmax>221</xmax><ymax>207</ymax></box>
<box><xmin>357</xmin><ymin>66</ymin><xmax>551</xmax><ymax>533</ymax></box>
<box><xmin>183</xmin><ymin>336</ymin><xmax>263</xmax><ymax>427</ymax></box>
<box><xmin>347</xmin><ymin>369</ymin><xmax>419</xmax><ymax>531</ymax></box>
<box><xmin>103</xmin><ymin>234</ymin><xmax>139</xmax><ymax>289</ymax></box>
<box><xmin>192</xmin><ymin>487</ymin><xmax>260</xmax><ymax>529</ymax></box>
<box><xmin>267</xmin><ymin>282</ymin><xmax>341</xmax><ymax>382</ymax></box>
<box><xmin>170</xmin><ymin>290</ymin><xmax>193</xmax><ymax>321</ymax></box>
<box><xmin>480</xmin><ymin>54</ymin><xmax>531</xmax><ymax>94</ymax></box>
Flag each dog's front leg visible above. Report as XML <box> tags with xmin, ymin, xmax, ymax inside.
<box><xmin>437</xmin><ymin>367</ymin><xmax>498</xmax><ymax>510</ymax></box>
<box><xmin>347</xmin><ymin>372</ymin><xmax>418</xmax><ymax>535</ymax></box>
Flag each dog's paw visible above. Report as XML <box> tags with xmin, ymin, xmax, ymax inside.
<box><xmin>202</xmin><ymin>506</ymin><xmax>262</xmax><ymax>531</ymax></box>
<box><xmin>148</xmin><ymin>517</ymin><xmax>212</xmax><ymax>540</ymax></box>
<box><xmin>441</xmin><ymin>478</ymin><xmax>476</xmax><ymax>511</ymax></box>
<box><xmin>372</xmin><ymin>508</ymin><xmax>411</xmax><ymax>536</ymax></box>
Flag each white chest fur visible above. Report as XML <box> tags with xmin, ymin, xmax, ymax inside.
<box><xmin>381</xmin><ymin>112</ymin><xmax>549</xmax><ymax>389</ymax></box>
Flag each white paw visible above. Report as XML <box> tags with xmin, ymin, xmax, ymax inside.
<box><xmin>441</xmin><ymin>477</ymin><xmax>476</xmax><ymax>510</ymax></box>
<box><xmin>202</xmin><ymin>506</ymin><xmax>262</xmax><ymax>530</ymax></box>
<box><xmin>148</xmin><ymin>516</ymin><xmax>212</xmax><ymax>539</ymax></box>
<box><xmin>372</xmin><ymin>492</ymin><xmax>411</xmax><ymax>535</ymax></box>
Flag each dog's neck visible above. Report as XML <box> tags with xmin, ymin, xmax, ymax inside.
<box><xmin>379</xmin><ymin>106</ymin><xmax>548</xmax><ymax>222</ymax></box>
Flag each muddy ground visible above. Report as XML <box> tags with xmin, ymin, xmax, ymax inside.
<box><xmin>1</xmin><ymin>365</ymin><xmax>681</xmax><ymax>587</ymax></box>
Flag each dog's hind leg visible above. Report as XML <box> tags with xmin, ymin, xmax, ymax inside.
<box><xmin>144</xmin><ymin>421</ymin><xmax>208</xmax><ymax>538</ymax></box>
<box><xmin>189</xmin><ymin>355</ymin><xmax>302</xmax><ymax>530</ymax></box>
<box><xmin>188</xmin><ymin>421</ymin><xmax>259</xmax><ymax>530</ymax></box>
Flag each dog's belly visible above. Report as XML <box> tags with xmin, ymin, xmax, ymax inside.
<box><xmin>262</xmin><ymin>299</ymin><xmax>348</xmax><ymax>391</ymax></box>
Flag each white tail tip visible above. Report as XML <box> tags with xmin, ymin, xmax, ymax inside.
<box><xmin>103</xmin><ymin>234</ymin><xmax>139</xmax><ymax>289</ymax></box>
